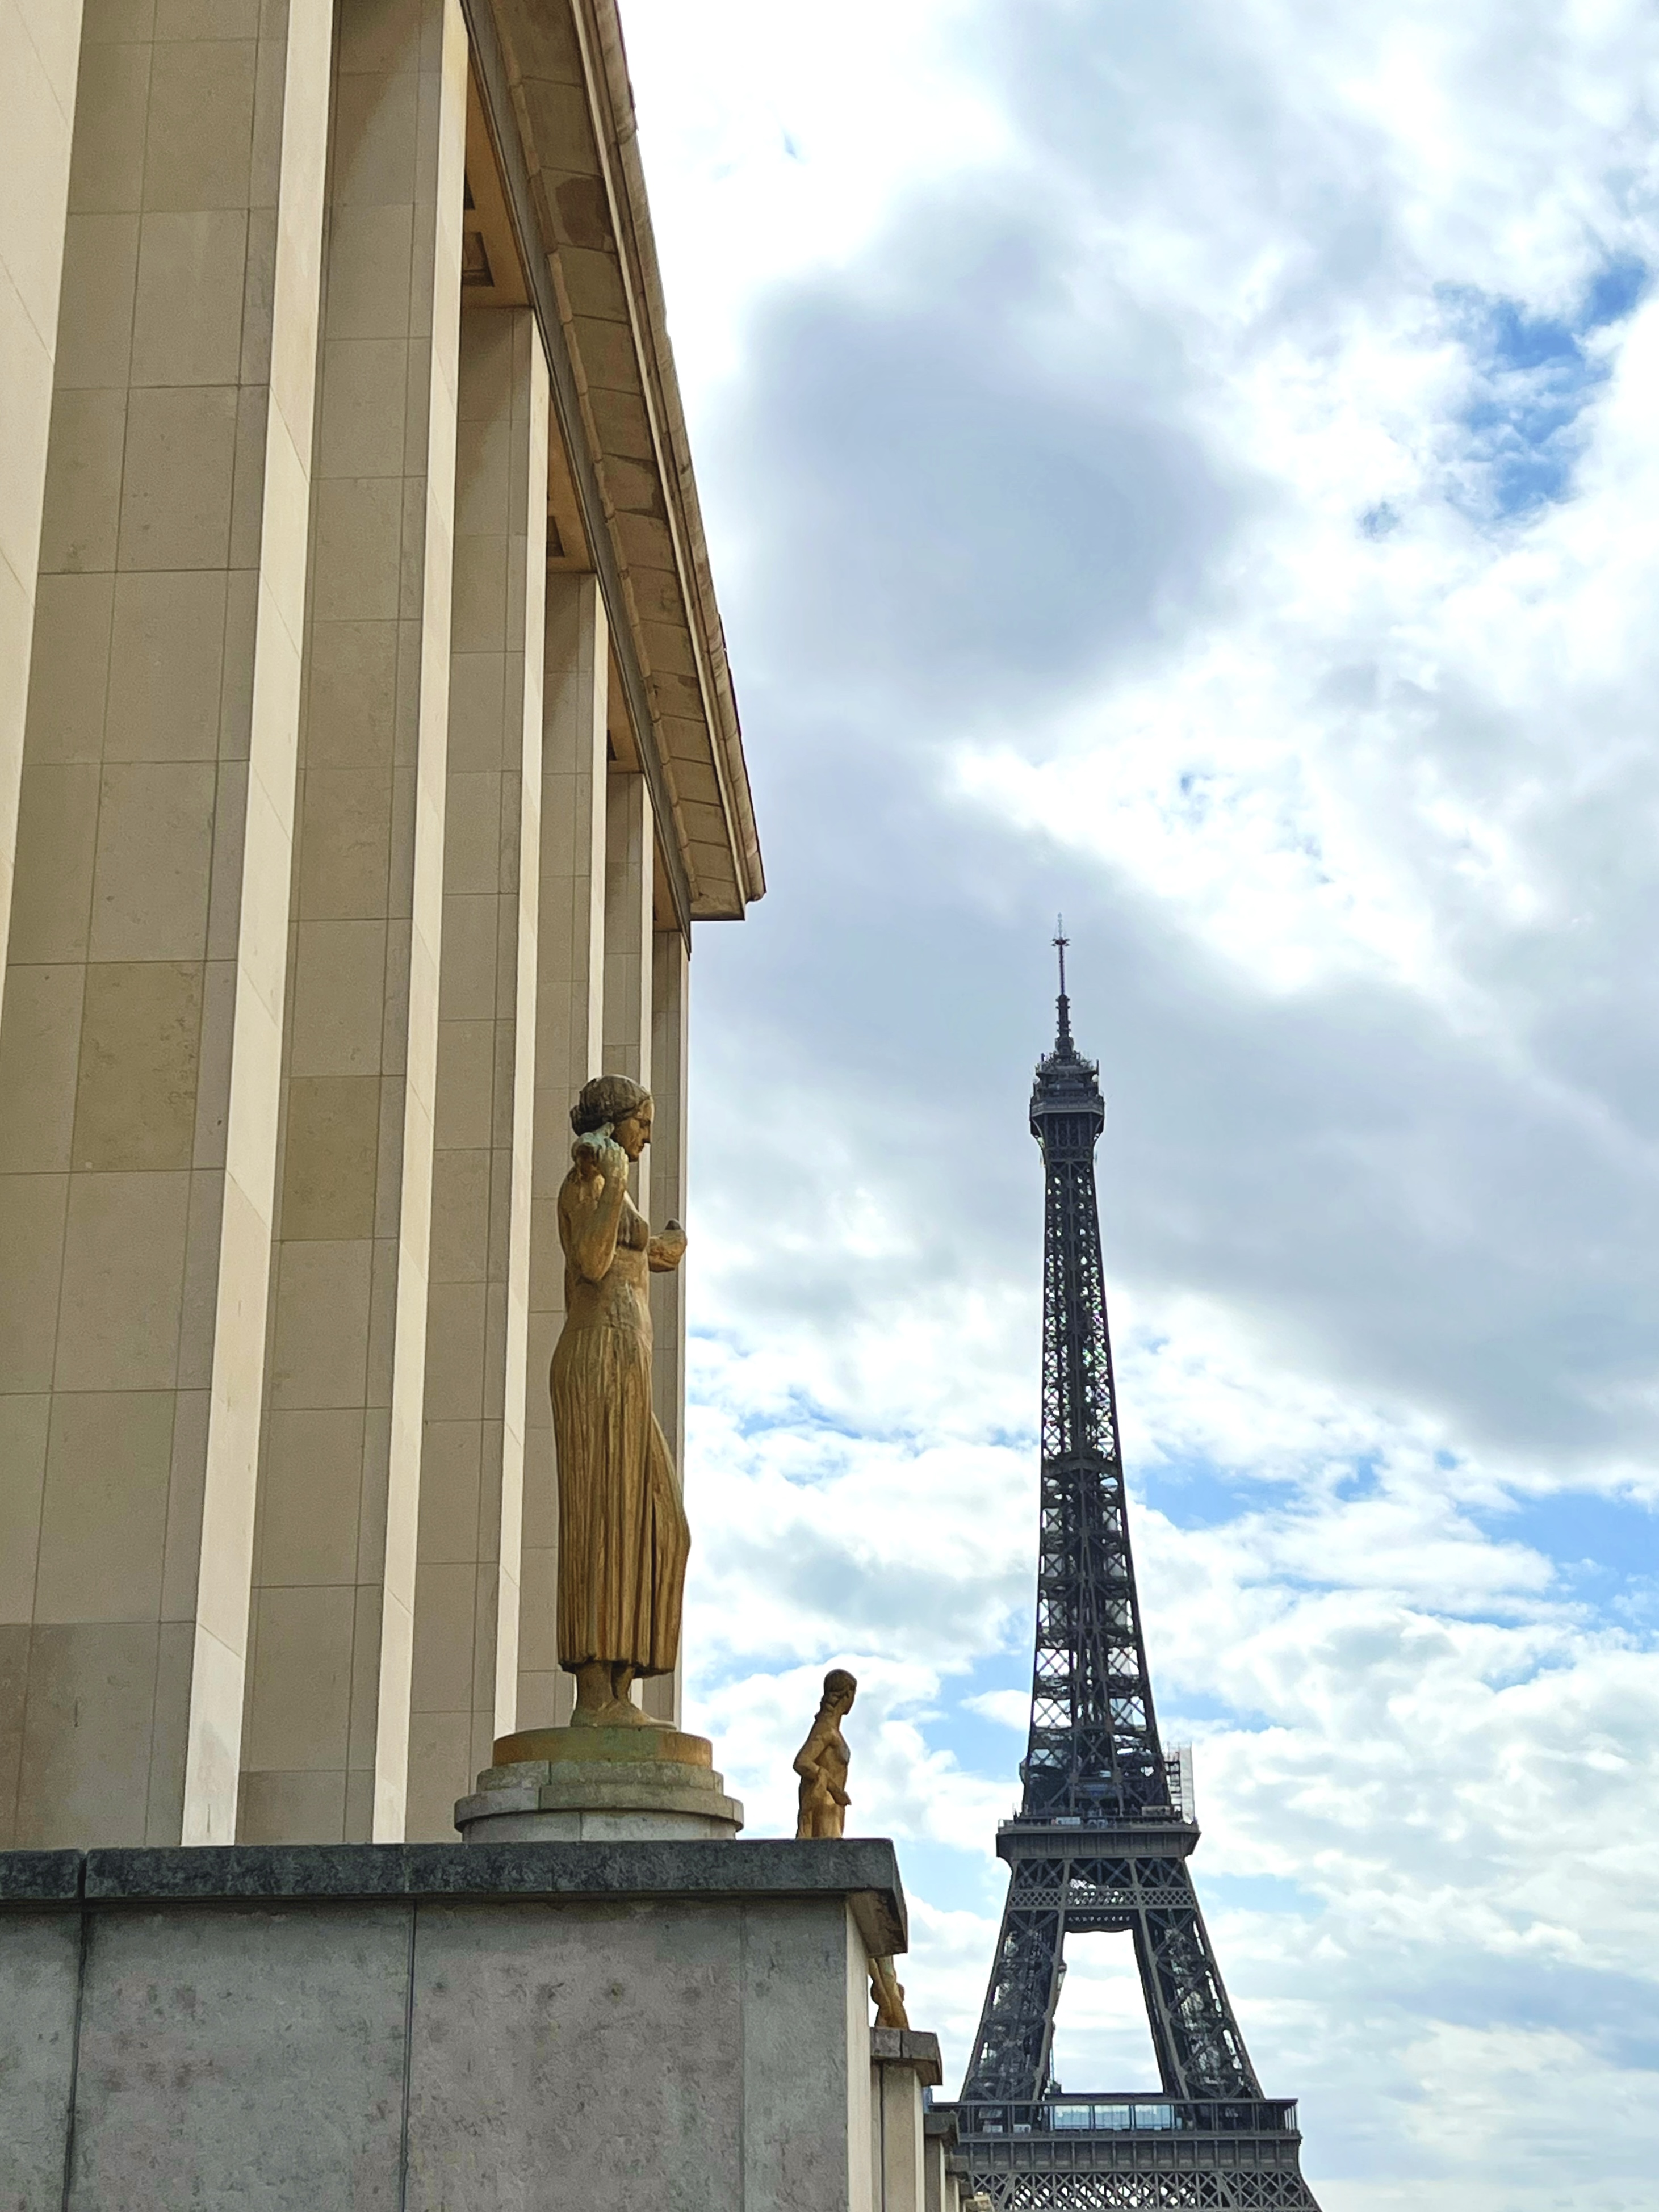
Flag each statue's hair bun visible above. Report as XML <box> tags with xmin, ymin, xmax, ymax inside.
<box><xmin>570</xmin><ymin>1073</ymin><xmax>651</xmax><ymax>1137</ymax></box>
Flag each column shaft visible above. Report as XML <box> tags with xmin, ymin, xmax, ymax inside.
<box><xmin>516</xmin><ymin>569</ymin><xmax>607</xmax><ymax>1732</ymax></box>
<box><xmin>0</xmin><ymin>0</ymin><xmax>331</xmax><ymax>1847</ymax></box>
<box><xmin>602</xmin><ymin>768</ymin><xmax>653</xmax><ymax>1095</ymax></box>
<box><xmin>642</xmin><ymin>921</ymin><xmax>688</xmax><ymax>1727</ymax></box>
<box><xmin>405</xmin><ymin>305</ymin><xmax>548</xmax><ymax>1841</ymax></box>
<box><xmin>239</xmin><ymin>0</ymin><xmax>468</xmax><ymax>1845</ymax></box>
<box><xmin>0</xmin><ymin>0</ymin><xmax>83</xmax><ymax>996</ymax></box>
<box><xmin>648</xmin><ymin>925</ymin><xmax>689</xmax><ymax>1464</ymax></box>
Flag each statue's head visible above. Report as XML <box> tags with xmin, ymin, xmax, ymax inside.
<box><xmin>571</xmin><ymin>1074</ymin><xmax>653</xmax><ymax>1159</ymax></box>
<box><xmin>822</xmin><ymin>1667</ymin><xmax>857</xmax><ymax>1714</ymax></box>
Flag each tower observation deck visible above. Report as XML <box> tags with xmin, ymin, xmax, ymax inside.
<box><xmin>945</xmin><ymin>936</ymin><xmax>1320</xmax><ymax>2210</ymax></box>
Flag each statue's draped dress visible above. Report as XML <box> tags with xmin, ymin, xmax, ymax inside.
<box><xmin>551</xmin><ymin>1178</ymin><xmax>689</xmax><ymax>1675</ymax></box>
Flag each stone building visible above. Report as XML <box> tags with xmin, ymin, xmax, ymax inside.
<box><xmin>0</xmin><ymin>0</ymin><xmax>763</xmax><ymax>1853</ymax></box>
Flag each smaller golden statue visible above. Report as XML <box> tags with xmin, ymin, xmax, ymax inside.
<box><xmin>869</xmin><ymin>1953</ymin><xmax>909</xmax><ymax>2030</ymax></box>
<box><xmin>793</xmin><ymin>1669</ymin><xmax>910</xmax><ymax>2029</ymax></box>
<box><xmin>794</xmin><ymin>1669</ymin><xmax>857</xmax><ymax>1838</ymax></box>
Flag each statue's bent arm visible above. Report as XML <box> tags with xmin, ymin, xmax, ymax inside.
<box><xmin>794</xmin><ymin>1719</ymin><xmax>841</xmax><ymax>1793</ymax></box>
<box><xmin>562</xmin><ymin>1161</ymin><xmax>630</xmax><ymax>1283</ymax></box>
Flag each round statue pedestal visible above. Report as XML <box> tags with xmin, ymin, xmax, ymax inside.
<box><xmin>454</xmin><ymin>1723</ymin><xmax>744</xmax><ymax>1842</ymax></box>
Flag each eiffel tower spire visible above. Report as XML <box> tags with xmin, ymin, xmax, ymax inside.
<box><xmin>949</xmin><ymin>948</ymin><xmax>1321</xmax><ymax>2209</ymax></box>
<box><xmin>1053</xmin><ymin>915</ymin><xmax>1075</xmax><ymax>1053</ymax></box>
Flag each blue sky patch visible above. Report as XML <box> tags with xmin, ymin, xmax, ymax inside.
<box><xmin>1443</xmin><ymin>259</ymin><xmax>1647</xmax><ymax>519</ymax></box>
<box><xmin>1476</xmin><ymin>1486</ymin><xmax>1659</xmax><ymax>1628</ymax></box>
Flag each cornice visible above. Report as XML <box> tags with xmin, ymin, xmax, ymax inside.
<box><xmin>464</xmin><ymin>0</ymin><xmax>764</xmax><ymax>928</ymax></box>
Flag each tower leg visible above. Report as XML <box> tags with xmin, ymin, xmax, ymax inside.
<box><xmin>964</xmin><ymin>1887</ymin><xmax>1066</xmax><ymax>2102</ymax></box>
<box><xmin>1130</xmin><ymin>1860</ymin><xmax>1260</xmax><ymax>2101</ymax></box>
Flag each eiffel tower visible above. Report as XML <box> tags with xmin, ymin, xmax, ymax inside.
<box><xmin>948</xmin><ymin>935</ymin><xmax>1320</xmax><ymax>2211</ymax></box>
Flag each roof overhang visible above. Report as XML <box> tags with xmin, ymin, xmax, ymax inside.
<box><xmin>462</xmin><ymin>0</ymin><xmax>764</xmax><ymax>927</ymax></box>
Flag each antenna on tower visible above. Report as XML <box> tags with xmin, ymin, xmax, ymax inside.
<box><xmin>1053</xmin><ymin>915</ymin><xmax>1074</xmax><ymax>1054</ymax></box>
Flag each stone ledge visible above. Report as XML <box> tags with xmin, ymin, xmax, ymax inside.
<box><xmin>0</xmin><ymin>1840</ymin><xmax>907</xmax><ymax>1953</ymax></box>
<box><xmin>0</xmin><ymin>1849</ymin><xmax>82</xmax><ymax>1902</ymax></box>
<box><xmin>872</xmin><ymin>2026</ymin><xmax>945</xmax><ymax>2085</ymax></box>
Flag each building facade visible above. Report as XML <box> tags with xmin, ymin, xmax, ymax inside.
<box><xmin>0</xmin><ymin>0</ymin><xmax>761</xmax><ymax>1851</ymax></box>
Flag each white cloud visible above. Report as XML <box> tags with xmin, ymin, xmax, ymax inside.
<box><xmin>963</xmin><ymin>1689</ymin><xmax>1029</xmax><ymax>1729</ymax></box>
<box><xmin>618</xmin><ymin>0</ymin><xmax>1008</xmax><ymax>395</ymax></box>
<box><xmin>620</xmin><ymin>0</ymin><xmax>1659</xmax><ymax>2201</ymax></box>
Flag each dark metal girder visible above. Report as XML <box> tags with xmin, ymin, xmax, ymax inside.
<box><xmin>960</xmin><ymin>963</ymin><xmax>1318</xmax><ymax>2207</ymax></box>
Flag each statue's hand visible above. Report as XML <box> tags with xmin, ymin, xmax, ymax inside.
<box><xmin>572</xmin><ymin>1128</ymin><xmax>614</xmax><ymax>1177</ymax></box>
<box><xmin>648</xmin><ymin>1220</ymin><xmax>688</xmax><ymax>1272</ymax></box>
<box><xmin>573</xmin><ymin>1132</ymin><xmax>627</xmax><ymax>1182</ymax></box>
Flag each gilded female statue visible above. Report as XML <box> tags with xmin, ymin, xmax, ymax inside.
<box><xmin>553</xmin><ymin>1073</ymin><xmax>688</xmax><ymax>1727</ymax></box>
<box><xmin>791</xmin><ymin>1668</ymin><xmax>911</xmax><ymax>2026</ymax></box>
<box><xmin>794</xmin><ymin>1669</ymin><xmax>857</xmax><ymax>1837</ymax></box>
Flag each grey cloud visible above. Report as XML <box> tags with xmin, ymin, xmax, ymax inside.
<box><xmin>706</xmin><ymin>185</ymin><xmax>1250</xmax><ymax>722</ymax></box>
<box><xmin>625</xmin><ymin>0</ymin><xmax>1659</xmax><ymax>2193</ymax></box>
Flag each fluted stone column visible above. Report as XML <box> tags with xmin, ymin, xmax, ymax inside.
<box><xmin>0</xmin><ymin>0</ymin><xmax>332</xmax><ymax>1847</ymax></box>
<box><xmin>649</xmin><ymin>923</ymin><xmax>689</xmax><ymax>1461</ymax></box>
<box><xmin>0</xmin><ymin>0</ymin><xmax>753</xmax><ymax>1855</ymax></box>
<box><xmin>404</xmin><ymin>305</ymin><xmax>548</xmax><ymax>1841</ymax></box>
<box><xmin>238</xmin><ymin>0</ymin><xmax>468</xmax><ymax>1845</ymax></box>
<box><xmin>516</xmin><ymin>571</ymin><xmax>608</xmax><ymax>1733</ymax></box>
<box><xmin>602</xmin><ymin>769</ymin><xmax>653</xmax><ymax>1099</ymax></box>
<box><xmin>0</xmin><ymin>0</ymin><xmax>84</xmax><ymax>1000</ymax></box>
<box><xmin>642</xmin><ymin>921</ymin><xmax>688</xmax><ymax>1727</ymax></box>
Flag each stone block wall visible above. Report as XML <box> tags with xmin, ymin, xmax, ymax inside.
<box><xmin>0</xmin><ymin>0</ymin><xmax>762</xmax><ymax>1855</ymax></box>
<box><xmin>0</xmin><ymin>1837</ymin><xmax>909</xmax><ymax>2211</ymax></box>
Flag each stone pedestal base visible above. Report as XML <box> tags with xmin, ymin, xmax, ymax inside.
<box><xmin>0</xmin><ymin>1839</ymin><xmax>912</xmax><ymax>2212</ymax></box>
<box><xmin>455</xmin><ymin>1723</ymin><xmax>744</xmax><ymax>1841</ymax></box>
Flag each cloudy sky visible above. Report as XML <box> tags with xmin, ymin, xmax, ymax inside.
<box><xmin>619</xmin><ymin>5</ymin><xmax>1659</xmax><ymax>2205</ymax></box>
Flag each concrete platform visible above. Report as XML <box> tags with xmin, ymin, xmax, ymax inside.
<box><xmin>0</xmin><ymin>1839</ymin><xmax>908</xmax><ymax>2211</ymax></box>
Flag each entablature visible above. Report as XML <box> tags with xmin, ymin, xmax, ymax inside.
<box><xmin>462</xmin><ymin>0</ymin><xmax>763</xmax><ymax>932</ymax></box>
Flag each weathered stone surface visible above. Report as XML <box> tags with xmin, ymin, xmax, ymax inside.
<box><xmin>0</xmin><ymin>1840</ymin><xmax>916</xmax><ymax>2209</ymax></box>
<box><xmin>872</xmin><ymin>2026</ymin><xmax>945</xmax><ymax>2085</ymax></box>
<box><xmin>923</xmin><ymin>2112</ymin><xmax>960</xmax><ymax>2212</ymax></box>
<box><xmin>491</xmin><ymin>1721</ymin><xmax>714</xmax><ymax>1767</ymax></box>
<box><xmin>456</xmin><ymin>1731</ymin><xmax>745</xmax><ymax>1841</ymax></box>
<box><xmin>401</xmin><ymin>1894</ymin><xmax>872</xmax><ymax>2212</ymax></box>
<box><xmin>404</xmin><ymin>1897</ymin><xmax>747</xmax><ymax>2209</ymax></box>
<box><xmin>58</xmin><ymin>1836</ymin><xmax>904</xmax><ymax>1950</ymax></box>
<box><xmin>0</xmin><ymin>1846</ymin><xmax>81</xmax><ymax>1899</ymax></box>
<box><xmin>454</xmin><ymin>1804</ymin><xmax>741</xmax><ymax>1841</ymax></box>
<box><xmin>82</xmin><ymin>1842</ymin><xmax>409</xmax><ymax>1900</ymax></box>
<box><xmin>0</xmin><ymin>1910</ymin><xmax>78</xmax><ymax>2209</ymax></box>
<box><xmin>873</xmin><ymin>2043</ymin><xmax>929</xmax><ymax>2212</ymax></box>
<box><xmin>66</xmin><ymin>1903</ymin><xmax>409</xmax><ymax>2211</ymax></box>
<box><xmin>740</xmin><ymin>1895</ymin><xmax>873</xmax><ymax>2212</ymax></box>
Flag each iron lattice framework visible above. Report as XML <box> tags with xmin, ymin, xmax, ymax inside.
<box><xmin>950</xmin><ymin>942</ymin><xmax>1319</xmax><ymax>2212</ymax></box>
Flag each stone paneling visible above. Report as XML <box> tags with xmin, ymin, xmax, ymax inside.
<box><xmin>516</xmin><ymin>571</ymin><xmax>608</xmax><ymax>1736</ymax></box>
<box><xmin>405</xmin><ymin>1896</ymin><xmax>745</xmax><ymax>2206</ymax></box>
<box><xmin>0</xmin><ymin>1907</ymin><xmax>78</xmax><ymax>2209</ymax></box>
<box><xmin>68</xmin><ymin>1902</ymin><xmax>409</xmax><ymax>2209</ymax></box>
<box><xmin>241</xmin><ymin>0</ymin><xmax>470</xmax><ymax>1847</ymax></box>
<box><xmin>0</xmin><ymin>1840</ymin><xmax>912</xmax><ymax>2211</ymax></box>
<box><xmin>406</xmin><ymin>305</ymin><xmax>548</xmax><ymax>1841</ymax></box>
<box><xmin>0</xmin><ymin>0</ymin><xmax>334</xmax><ymax>1850</ymax></box>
